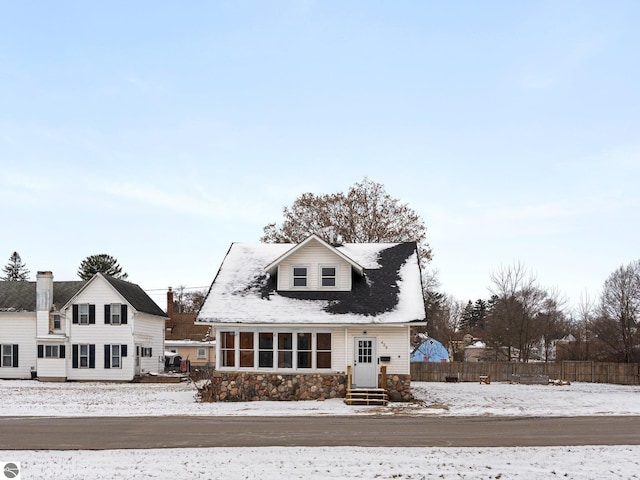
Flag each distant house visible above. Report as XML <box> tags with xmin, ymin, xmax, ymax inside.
<box><xmin>196</xmin><ymin>233</ymin><xmax>426</xmax><ymax>402</ymax></box>
<box><xmin>0</xmin><ymin>271</ymin><xmax>167</xmax><ymax>381</ymax></box>
<box><xmin>165</xmin><ymin>288</ymin><xmax>215</xmax><ymax>369</ymax></box>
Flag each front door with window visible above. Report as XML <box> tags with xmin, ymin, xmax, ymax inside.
<box><xmin>353</xmin><ymin>337</ymin><xmax>377</xmax><ymax>388</ymax></box>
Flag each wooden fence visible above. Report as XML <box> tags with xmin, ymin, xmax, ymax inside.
<box><xmin>410</xmin><ymin>361</ymin><xmax>640</xmax><ymax>385</ymax></box>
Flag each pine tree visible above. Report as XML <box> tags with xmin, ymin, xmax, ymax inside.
<box><xmin>77</xmin><ymin>254</ymin><xmax>128</xmax><ymax>281</ymax></box>
<box><xmin>1</xmin><ymin>252</ymin><xmax>30</xmax><ymax>281</ymax></box>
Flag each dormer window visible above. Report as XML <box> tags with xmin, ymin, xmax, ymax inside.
<box><xmin>321</xmin><ymin>266</ymin><xmax>337</xmax><ymax>287</ymax></box>
<box><xmin>292</xmin><ymin>266</ymin><xmax>308</xmax><ymax>287</ymax></box>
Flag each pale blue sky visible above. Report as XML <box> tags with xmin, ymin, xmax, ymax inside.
<box><xmin>1</xmin><ymin>1</ymin><xmax>638</xmax><ymax>310</ymax></box>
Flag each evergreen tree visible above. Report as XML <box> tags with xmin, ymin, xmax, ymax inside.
<box><xmin>77</xmin><ymin>254</ymin><xmax>128</xmax><ymax>281</ymax></box>
<box><xmin>1</xmin><ymin>252</ymin><xmax>30</xmax><ymax>281</ymax></box>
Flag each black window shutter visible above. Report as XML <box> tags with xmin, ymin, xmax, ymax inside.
<box><xmin>121</xmin><ymin>304</ymin><xmax>128</xmax><ymax>324</ymax></box>
<box><xmin>149</xmin><ymin>347</ymin><xmax>152</xmax><ymax>357</ymax></box>
<box><xmin>121</xmin><ymin>344</ymin><xmax>128</xmax><ymax>357</ymax></box>
<box><xmin>60</xmin><ymin>345</ymin><xmax>66</xmax><ymax>358</ymax></box>
<box><xmin>12</xmin><ymin>344</ymin><xmax>18</xmax><ymax>367</ymax></box>
<box><xmin>38</xmin><ymin>345</ymin><xmax>44</xmax><ymax>358</ymax></box>
<box><xmin>104</xmin><ymin>345</ymin><xmax>111</xmax><ymax>369</ymax></box>
<box><xmin>89</xmin><ymin>305</ymin><xmax>96</xmax><ymax>324</ymax></box>
<box><xmin>72</xmin><ymin>304</ymin><xmax>79</xmax><ymax>324</ymax></box>
<box><xmin>104</xmin><ymin>305</ymin><xmax>111</xmax><ymax>324</ymax></box>
<box><xmin>89</xmin><ymin>344</ymin><xmax>96</xmax><ymax>368</ymax></box>
<box><xmin>72</xmin><ymin>345</ymin><xmax>78</xmax><ymax>368</ymax></box>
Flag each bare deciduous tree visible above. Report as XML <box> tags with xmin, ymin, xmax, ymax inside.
<box><xmin>262</xmin><ymin>178</ymin><xmax>432</xmax><ymax>262</ymax></box>
<box><xmin>597</xmin><ymin>260</ymin><xmax>640</xmax><ymax>362</ymax></box>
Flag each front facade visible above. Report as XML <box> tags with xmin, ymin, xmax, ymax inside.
<box><xmin>0</xmin><ymin>271</ymin><xmax>167</xmax><ymax>381</ymax></box>
<box><xmin>197</xmin><ymin>234</ymin><xmax>426</xmax><ymax>401</ymax></box>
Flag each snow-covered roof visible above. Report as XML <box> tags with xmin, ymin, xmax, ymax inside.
<box><xmin>197</xmin><ymin>241</ymin><xmax>426</xmax><ymax>325</ymax></box>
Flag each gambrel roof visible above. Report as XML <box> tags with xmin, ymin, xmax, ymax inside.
<box><xmin>197</xmin><ymin>239</ymin><xmax>426</xmax><ymax>325</ymax></box>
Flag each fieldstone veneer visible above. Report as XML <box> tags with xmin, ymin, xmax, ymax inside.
<box><xmin>197</xmin><ymin>372</ymin><xmax>413</xmax><ymax>402</ymax></box>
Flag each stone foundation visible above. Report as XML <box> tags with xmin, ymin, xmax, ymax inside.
<box><xmin>197</xmin><ymin>371</ymin><xmax>413</xmax><ymax>402</ymax></box>
<box><xmin>382</xmin><ymin>374</ymin><xmax>412</xmax><ymax>402</ymax></box>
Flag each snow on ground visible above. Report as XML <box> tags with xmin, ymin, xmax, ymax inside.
<box><xmin>1</xmin><ymin>379</ymin><xmax>639</xmax><ymax>417</ymax></box>
<box><xmin>2</xmin><ymin>380</ymin><xmax>640</xmax><ymax>479</ymax></box>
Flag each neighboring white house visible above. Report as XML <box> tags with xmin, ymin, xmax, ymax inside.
<box><xmin>196</xmin><ymin>234</ymin><xmax>426</xmax><ymax>401</ymax></box>
<box><xmin>0</xmin><ymin>271</ymin><xmax>167</xmax><ymax>381</ymax></box>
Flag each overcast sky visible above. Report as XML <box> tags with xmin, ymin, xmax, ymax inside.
<box><xmin>1</xmin><ymin>1</ymin><xmax>638</xmax><ymax>311</ymax></box>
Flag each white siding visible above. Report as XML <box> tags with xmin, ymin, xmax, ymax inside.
<box><xmin>0</xmin><ymin>312</ymin><xmax>37</xmax><ymax>379</ymax></box>
<box><xmin>65</xmin><ymin>277</ymin><xmax>136</xmax><ymax>381</ymax></box>
<box><xmin>277</xmin><ymin>239</ymin><xmax>353</xmax><ymax>291</ymax></box>
<box><xmin>345</xmin><ymin>326</ymin><xmax>410</xmax><ymax>375</ymax></box>
<box><xmin>37</xmin><ymin>357</ymin><xmax>66</xmax><ymax>379</ymax></box>
<box><xmin>134</xmin><ymin>313</ymin><xmax>165</xmax><ymax>375</ymax></box>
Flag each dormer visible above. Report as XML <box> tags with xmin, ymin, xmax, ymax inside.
<box><xmin>265</xmin><ymin>234</ymin><xmax>364</xmax><ymax>292</ymax></box>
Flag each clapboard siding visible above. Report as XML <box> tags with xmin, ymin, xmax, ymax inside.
<box><xmin>0</xmin><ymin>313</ymin><xmax>37</xmax><ymax>379</ymax></box>
<box><xmin>277</xmin><ymin>239</ymin><xmax>352</xmax><ymax>291</ymax></box>
<box><xmin>134</xmin><ymin>313</ymin><xmax>165</xmax><ymax>374</ymax></box>
<box><xmin>346</xmin><ymin>326</ymin><xmax>410</xmax><ymax>375</ymax></box>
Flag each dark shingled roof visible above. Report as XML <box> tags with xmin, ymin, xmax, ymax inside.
<box><xmin>0</xmin><ymin>281</ymin><xmax>85</xmax><ymax>312</ymax></box>
<box><xmin>102</xmin><ymin>275</ymin><xmax>167</xmax><ymax>317</ymax></box>
<box><xmin>0</xmin><ymin>275</ymin><xmax>166</xmax><ymax>317</ymax></box>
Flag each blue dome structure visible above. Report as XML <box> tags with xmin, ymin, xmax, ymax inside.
<box><xmin>411</xmin><ymin>337</ymin><xmax>449</xmax><ymax>362</ymax></box>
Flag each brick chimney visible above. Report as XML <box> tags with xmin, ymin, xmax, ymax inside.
<box><xmin>166</xmin><ymin>287</ymin><xmax>174</xmax><ymax>331</ymax></box>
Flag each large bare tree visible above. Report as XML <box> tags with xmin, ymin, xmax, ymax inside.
<box><xmin>596</xmin><ymin>260</ymin><xmax>640</xmax><ymax>362</ymax></box>
<box><xmin>486</xmin><ymin>262</ymin><xmax>546</xmax><ymax>362</ymax></box>
<box><xmin>261</xmin><ymin>178</ymin><xmax>432</xmax><ymax>262</ymax></box>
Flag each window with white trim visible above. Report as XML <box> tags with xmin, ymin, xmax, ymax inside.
<box><xmin>46</xmin><ymin>345</ymin><xmax>60</xmax><ymax>358</ymax></box>
<box><xmin>79</xmin><ymin>304</ymin><xmax>89</xmax><ymax>324</ymax></box>
<box><xmin>110</xmin><ymin>304</ymin><xmax>121</xmax><ymax>324</ymax></box>
<box><xmin>220</xmin><ymin>331</ymin><xmax>235</xmax><ymax>367</ymax></box>
<box><xmin>104</xmin><ymin>344</ymin><xmax>128</xmax><ymax>368</ymax></box>
<box><xmin>292</xmin><ymin>266</ymin><xmax>308</xmax><ymax>287</ymax></box>
<box><xmin>320</xmin><ymin>266</ymin><xmax>337</xmax><ymax>287</ymax></box>
<box><xmin>197</xmin><ymin>347</ymin><xmax>206</xmax><ymax>359</ymax></box>
<box><xmin>1</xmin><ymin>344</ymin><xmax>17</xmax><ymax>367</ymax></box>
<box><xmin>218</xmin><ymin>331</ymin><xmax>331</xmax><ymax>371</ymax></box>
<box><xmin>258</xmin><ymin>332</ymin><xmax>274</xmax><ymax>368</ymax></box>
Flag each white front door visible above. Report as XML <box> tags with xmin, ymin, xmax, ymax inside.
<box><xmin>353</xmin><ymin>337</ymin><xmax>377</xmax><ymax>388</ymax></box>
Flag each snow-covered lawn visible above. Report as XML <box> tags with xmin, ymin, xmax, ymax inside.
<box><xmin>2</xmin><ymin>380</ymin><xmax>639</xmax><ymax>479</ymax></box>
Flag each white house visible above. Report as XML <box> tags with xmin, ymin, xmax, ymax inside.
<box><xmin>0</xmin><ymin>271</ymin><xmax>167</xmax><ymax>381</ymax></box>
<box><xmin>196</xmin><ymin>234</ymin><xmax>426</xmax><ymax>402</ymax></box>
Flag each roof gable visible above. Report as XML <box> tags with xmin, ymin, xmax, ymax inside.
<box><xmin>265</xmin><ymin>234</ymin><xmax>364</xmax><ymax>276</ymax></box>
<box><xmin>63</xmin><ymin>273</ymin><xmax>167</xmax><ymax>318</ymax></box>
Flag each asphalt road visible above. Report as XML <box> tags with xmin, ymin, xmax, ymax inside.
<box><xmin>2</xmin><ymin>415</ymin><xmax>640</xmax><ymax>450</ymax></box>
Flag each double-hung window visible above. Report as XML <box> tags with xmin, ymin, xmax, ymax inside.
<box><xmin>278</xmin><ymin>333</ymin><xmax>293</xmax><ymax>368</ymax></box>
<box><xmin>297</xmin><ymin>333</ymin><xmax>312</xmax><ymax>369</ymax></box>
<box><xmin>105</xmin><ymin>304</ymin><xmax>127</xmax><ymax>325</ymax></box>
<box><xmin>72</xmin><ymin>344</ymin><xmax>95</xmax><ymax>369</ymax></box>
<box><xmin>220</xmin><ymin>332</ymin><xmax>235</xmax><ymax>367</ymax></box>
<box><xmin>258</xmin><ymin>333</ymin><xmax>274</xmax><ymax>368</ymax></box>
<box><xmin>197</xmin><ymin>347</ymin><xmax>206</xmax><ymax>359</ymax></box>
<box><xmin>239</xmin><ymin>332</ymin><xmax>254</xmax><ymax>368</ymax></box>
<box><xmin>104</xmin><ymin>344</ymin><xmax>128</xmax><ymax>369</ymax></box>
<box><xmin>320</xmin><ymin>266</ymin><xmax>337</xmax><ymax>287</ymax></box>
<box><xmin>73</xmin><ymin>304</ymin><xmax>95</xmax><ymax>324</ymax></box>
<box><xmin>1</xmin><ymin>344</ymin><xmax>17</xmax><ymax>367</ymax></box>
<box><xmin>79</xmin><ymin>304</ymin><xmax>89</xmax><ymax>324</ymax></box>
<box><xmin>292</xmin><ymin>266</ymin><xmax>308</xmax><ymax>287</ymax></box>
